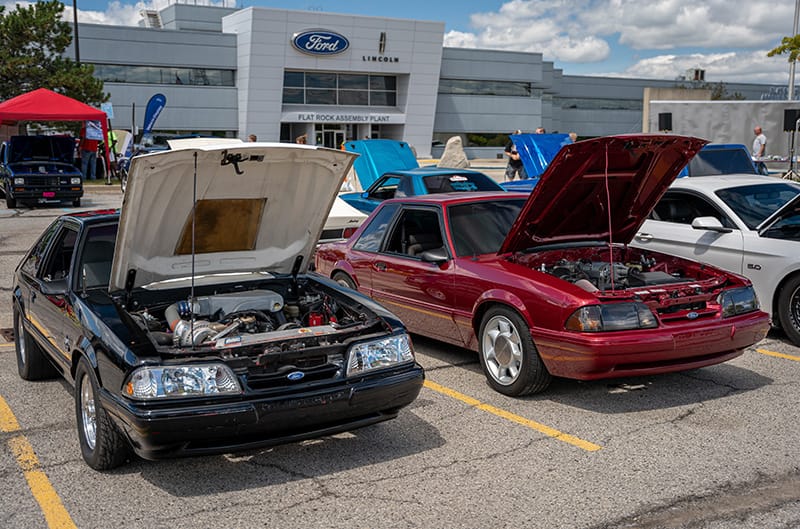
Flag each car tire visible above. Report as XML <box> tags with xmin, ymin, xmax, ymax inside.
<box><xmin>72</xmin><ymin>198</ymin><xmax>81</xmax><ymax>207</ymax></box>
<box><xmin>13</xmin><ymin>307</ymin><xmax>57</xmax><ymax>381</ymax></box>
<box><xmin>478</xmin><ymin>306</ymin><xmax>551</xmax><ymax>396</ymax></box>
<box><xmin>74</xmin><ymin>357</ymin><xmax>130</xmax><ymax>470</ymax></box>
<box><xmin>6</xmin><ymin>190</ymin><xmax>16</xmax><ymax>209</ymax></box>
<box><xmin>332</xmin><ymin>272</ymin><xmax>357</xmax><ymax>290</ymax></box>
<box><xmin>777</xmin><ymin>275</ymin><xmax>800</xmax><ymax>346</ymax></box>
<box><xmin>119</xmin><ymin>168</ymin><xmax>127</xmax><ymax>193</ymax></box>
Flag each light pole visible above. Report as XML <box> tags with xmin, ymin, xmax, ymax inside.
<box><xmin>789</xmin><ymin>0</ymin><xmax>799</xmax><ymax>100</ymax></box>
<box><xmin>72</xmin><ymin>0</ymin><xmax>80</xmax><ymax>65</ymax></box>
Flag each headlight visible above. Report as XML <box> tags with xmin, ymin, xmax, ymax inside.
<box><xmin>13</xmin><ymin>177</ymin><xmax>24</xmax><ymax>185</ymax></box>
<box><xmin>718</xmin><ymin>286</ymin><xmax>759</xmax><ymax>318</ymax></box>
<box><xmin>565</xmin><ymin>302</ymin><xmax>658</xmax><ymax>332</ymax></box>
<box><xmin>347</xmin><ymin>333</ymin><xmax>414</xmax><ymax>376</ymax></box>
<box><xmin>70</xmin><ymin>177</ymin><xmax>81</xmax><ymax>184</ymax></box>
<box><xmin>123</xmin><ymin>363</ymin><xmax>241</xmax><ymax>400</ymax></box>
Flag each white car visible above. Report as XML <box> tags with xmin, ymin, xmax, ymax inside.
<box><xmin>321</xmin><ymin>197</ymin><xmax>367</xmax><ymax>243</ymax></box>
<box><xmin>631</xmin><ymin>174</ymin><xmax>800</xmax><ymax>344</ymax></box>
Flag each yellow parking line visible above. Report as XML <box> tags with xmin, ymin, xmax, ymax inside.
<box><xmin>0</xmin><ymin>396</ymin><xmax>77</xmax><ymax>529</ymax></box>
<box><xmin>0</xmin><ymin>343</ymin><xmax>15</xmax><ymax>349</ymax></box>
<box><xmin>423</xmin><ymin>380</ymin><xmax>602</xmax><ymax>452</ymax></box>
<box><xmin>756</xmin><ymin>348</ymin><xmax>800</xmax><ymax>362</ymax></box>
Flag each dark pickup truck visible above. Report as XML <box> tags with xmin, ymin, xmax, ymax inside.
<box><xmin>0</xmin><ymin>135</ymin><xmax>83</xmax><ymax>208</ymax></box>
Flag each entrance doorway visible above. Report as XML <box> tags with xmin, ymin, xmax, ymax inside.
<box><xmin>315</xmin><ymin>123</ymin><xmax>354</xmax><ymax>149</ymax></box>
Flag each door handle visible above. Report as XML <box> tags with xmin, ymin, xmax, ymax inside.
<box><xmin>374</xmin><ymin>262</ymin><xmax>387</xmax><ymax>271</ymax></box>
<box><xmin>635</xmin><ymin>233</ymin><xmax>653</xmax><ymax>242</ymax></box>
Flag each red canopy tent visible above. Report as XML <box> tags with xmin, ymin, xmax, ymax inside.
<box><xmin>0</xmin><ymin>88</ymin><xmax>109</xmax><ymax>172</ymax></box>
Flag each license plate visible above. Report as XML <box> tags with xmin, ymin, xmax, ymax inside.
<box><xmin>42</xmin><ymin>192</ymin><xmax>55</xmax><ymax>198</ymax></box>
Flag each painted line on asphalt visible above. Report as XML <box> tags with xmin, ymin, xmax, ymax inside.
<box><xmin>756</xmin><ymin>348</ymin><xmax>800</xmax><ymax>362</ymax></box>
<box><xmin>0</xmin><ymin>396</ymin><xmax>77</xmax><ymax>529</ymax></box>
<box><xmin>0</xmin><ymin>343</ymin><xmax>15</xmax><ymax>349</ymax></box>
<box><xmin>423</xmin><ymin>380</ymin><xmax>602</xmax><ymax>452</ymax></box>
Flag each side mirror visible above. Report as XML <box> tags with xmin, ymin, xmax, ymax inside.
<box><xmin>361</xmin><ymin>191</ymin><xmax>369</xmax><ymax>198</ymax></box>
<box><xmin>419</xmin><ymin>247</ymin><xmax>449</xmax><ymax>264</ymax></box>
<box><xmin>691</xmin><ymin>216</ymin><xmax>733</xmax><ymax>233</ymax></box>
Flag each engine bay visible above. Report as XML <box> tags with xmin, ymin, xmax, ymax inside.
<box><xmin>125</xmin><ymin>279</ymin><xmax>382</xmax><ymax>354</ymax></box>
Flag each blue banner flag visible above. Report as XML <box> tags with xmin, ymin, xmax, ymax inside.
<box><xmin>142</xmin><ymin>93</ymin><xmax>166</xmax><ymax>136</ymax></box>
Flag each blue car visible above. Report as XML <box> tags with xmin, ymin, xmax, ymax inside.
<box><xmin>340</xmin><ymin>139</ymin><xmax>503</xmax><ymax>213</ymax></box>
<box><xmin>499</xmin><ymin>133</ymin><xmax>573</xmax><ymax>194</ymax></box>
<box><xmin>677</xmin><ymin>143</ymin><xmax>765</xmax><ymax>177</ymax></box>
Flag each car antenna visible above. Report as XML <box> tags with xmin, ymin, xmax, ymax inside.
<box><xmin>604</xmin><ymin>142</ymin><xmax>615</xmax><ymax>291</ymax></box>
<box><xmin>189</xmin><ymin>151</ymin><xmax>198</xmax><ymax>350</ymax></box>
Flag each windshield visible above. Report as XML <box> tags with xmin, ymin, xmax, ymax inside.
<box><xmin>687</xmin><ymin>148</ymin><xmax>757</xmax><ymax>176</ymax></box>
<box><xmin>716</xmin><ymin>183</ymin><xmax>800</xmax><ymax>229</ymax></box>
<box><xmin>9</xmin><ymin>136</ymin><xmax>75</xmax><ymax>164</ymax></box>
<box><xmin>423</xmin><ymin>172</ymin><xmax>503</xmax><ymax>193</ymax></box>
<box><xmin>448</xmin><ymin>199</ymin><xmax>525</xmax><ymax>256</ymax></box>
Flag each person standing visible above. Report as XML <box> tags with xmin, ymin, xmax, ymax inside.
<box><xmin>504</xmin><ymin>130</ymin><xmax>527</xmax><ymax>181</ymax></box>
<box><xmin>79</xmin><ymin>121</ymin><xmax>100</xmax><ymax>181</ymax></box>
<box><xmin>752</xmin><ymin>126</ymin><xmax>767</xmax><ymax>159</ymax></box>
<box><xmin>247</xmin><ymin>134</ymin><xmax>257</xmax><ymax>142</ymax></box>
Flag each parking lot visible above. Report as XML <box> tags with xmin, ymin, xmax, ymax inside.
<box><xmin>1</xmin><ymin>186</ymin><xmax>800</xmax><ymax>529</ymax></box>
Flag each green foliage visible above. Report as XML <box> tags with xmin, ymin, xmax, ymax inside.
<box><xmin>0</xmin><ymin>0</ymin><xmax>107</xmax><ymax>105</ymax></box>
<box><xmin>768</xmin><ymin>35</ymin><xmax>800</xmax><ymax>63</ymax></box>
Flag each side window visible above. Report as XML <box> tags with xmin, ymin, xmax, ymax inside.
<box><xmin>384</xmin><ymin>208</ymin><xmax>444</xmax><ymax>258</ymax></box>
<box><xmin>368</xmin><ymin>176</ymin><xmax>400</xmax><ymax>201</ymax></box>
<box><xmin>353</xmin><ymin>203</ymin><xmax>399</xmax><ymax>252</ymax></box>
<box><xmin>651</xmin><ymin>192</ymin><xmax>735</xmax><ymax>229</ymax></box>
<box><xmin>20</xmin><ymin>221</ymin><xmax>60</xmax><ymax>277</ymax></box>
<box><xmin>40</xmin><ymin>226</ymin><xmax>78</xmax><ymax>282</ymax></box>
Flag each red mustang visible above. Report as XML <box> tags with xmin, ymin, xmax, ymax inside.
<box><xmin>316</xmin><ymin>135</ymin><xmax>771</xmax><ymax>396</ymax></box>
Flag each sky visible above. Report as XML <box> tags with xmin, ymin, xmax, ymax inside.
<box><xmin>6</xmin><ymin>0</ymin><xmax>800</xmax><ymax>85</ymax></box>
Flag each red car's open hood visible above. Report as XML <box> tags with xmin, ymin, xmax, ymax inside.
<box><xmin>499</xmin><ymin>134</ymin><xmax>707</xmax><ymax>254</ymax></box>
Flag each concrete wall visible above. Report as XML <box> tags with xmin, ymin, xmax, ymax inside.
<box><xmin>648</xmin><ymin>100</ymin><xmax>800</xmax><ymax>157</ymax></box>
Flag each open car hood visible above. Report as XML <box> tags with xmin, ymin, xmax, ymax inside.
<box><xmin>512</xmin><ymin>133</ymin><xmax>572</xmax><ymax>179</ymax></box>
<box><xmin>109</xmin><ymin>143</ymin><xmax>357</xmax><ymax>292</ymax></box>
<box><xmin>499</xmin><ymin>134</ymin><xmax>708</xmax><ymax>254</ymax></box>
<box><xmin>344</xmin><ymin>139</ymin><xmax>418</xmax><ymax>189</ymax></box>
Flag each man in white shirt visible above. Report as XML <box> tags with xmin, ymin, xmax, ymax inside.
<box><xmin>752</xmin><ymin>126</ymin><xmax>767</xmax><ymax>159</ymax></box>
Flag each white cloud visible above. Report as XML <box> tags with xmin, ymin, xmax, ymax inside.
<box><xmin>618</xmin><ymin>51</ymin><xmax>791</xmax><ymax>84</ymax></box>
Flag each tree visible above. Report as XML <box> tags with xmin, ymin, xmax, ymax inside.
<box><xmin>0</xmin><ymin>0</ymin><xmax>107</xmax><ymax>105</ymax></box>
<box><xmin>768</xmin><ymin>35</ymin><xmax>800</xmax><ymax>63</ymax></box>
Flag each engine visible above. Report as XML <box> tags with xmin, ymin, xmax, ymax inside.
<box><xmin>544</xmin><ymin>256</ymin><xmax>691</xmax><ymax>292</ymax></box>
<box><xmin>133</xmin><ymin>287</ymin><xmax>367</xmax><ymax>349</ymax></box>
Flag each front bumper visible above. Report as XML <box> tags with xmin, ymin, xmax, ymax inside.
<box><xmin>100</xmin><ymin>364</ymin><xmax>424</xmax><ymax>460</ymax></box>
<box><xmin>535</xmin><ymin>310</ymin><xmax>770</xmax><ymax>380</ymax></box>
<box><xmin>9</xmin><ymin>186</ymin><xmax>83</xmax><ymax>203</ymax></box>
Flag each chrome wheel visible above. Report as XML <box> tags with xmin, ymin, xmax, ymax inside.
<box><xmin>15</xmin><ymin>315</ymin><xmax>26</xmax><ymax>366</ymax></box>
<box><xmin>80</xmin><ymin>373</ymin><xmax>97</xmax><ymax>451</ymax></box>
<box><xmin>481</xmin><ymin>314</ymin><xmax>523</xmax><ymax>386</ymax></box>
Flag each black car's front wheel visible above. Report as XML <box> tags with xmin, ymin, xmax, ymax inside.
<box><xmin>13</xmin><ymin>307</ymin><xmax>56</xmax><ymax>380</ymax></box>
<box><xmin>5</xmin><ymin>187</ymin><xmax>16</xmax><ymax>209</ymax></box>
<box><xmin>74</xmin><ymin>357</ymin><xmax>129</xmax><ymax>470</ymax></box>
<box><xmin>478</xmin><ymin>306</ymin><xmax>551</xmax><ymax>396</ymax></box>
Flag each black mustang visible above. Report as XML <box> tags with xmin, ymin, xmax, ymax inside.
<box><xmin>12</xmin><ymin>143</ymin><xmax>424</xmax><ymax>470</ymax></box>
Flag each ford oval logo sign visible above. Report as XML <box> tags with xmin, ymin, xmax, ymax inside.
<box><xmin>287</xmin><ymin>371</ymin><xmax>305</xmax><ymax>381</ymax></box>
<box><xmin>687</xmin><ymin>311</ymin><xmax>699</xmax><ymax>320</ymax></box>
<box><xmin>292</xmin><ymin>29</ymin><xmax>349</xmax><ymax>56</ymax></box>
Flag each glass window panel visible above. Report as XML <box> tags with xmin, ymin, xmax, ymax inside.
<box><xmin>370</xmin><ymin>91</ymin><xmax>396</xmax><ymax>106</ymax></box>
<box><xmin>284</xmin><ymin>71</ymin><xmax>304</xmax><ymax>87</ymax></box>
<box><xmin>339</xmin><ymin>90</ymin><xmax>369</xmax><ymax>105</ymax></box>
<box><xmin>307</xmin><ymin>88</ymin><xmax>337</xmax><ymax>105</ymax></box>
<box><xmin>306</xmin><ymin>72</ymin><xmax>336</xmax><ymax>88</ymax></box>
<box><xmin>220</xmin><ymin>70</ymin><xmax>235</xmax><ymax>86</ymax></box>
<box><xmin>339</xmin><ymin>74</ymin><xmax>368</xmax><ymax>89</ymax></box>
<box><xmin>370</xmin><ymin>75</ymin><xmax>396</xmax><ymax>90</ymax></box>
<box><xmin>282</xmin><ymin>88</ymin><xmax>304</xmax><ymax>104</ymax></box>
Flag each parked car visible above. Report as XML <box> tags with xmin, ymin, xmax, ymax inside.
<box><xmin>1</xmin><ymin>135</ymin><xmax>83</xmax><ymax>208</ymax></box>
<box><xmin>11</xmin><ymin>142</ymin><xmax>424</xmax><ymax>470</ymax></box>
<box><xmin>500</xmin><ymin>133</ymin><xmax>572</xmax><ymax>193</ymax></box>
<box><xmin>631</xmin><ymin>174</ymin><xmax>800</xmax><ymax>344</ymax></box>
<box><xmin>339</xmin><ymin>139</ymin><xmax>503</xmax><ymax>213</ymax></box>
<box><xmin>677</xmin><ymin>143</ymin><xmax>763</xmax><ymax>177</ymax></box>
<box><xmin>315</xmin><ymin>135</ymin><xmax>770</xmax><ymax>396</ymax></box>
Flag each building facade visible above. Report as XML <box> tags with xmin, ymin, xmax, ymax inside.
<box><xmin>64</xmin><ymin>3</ymin><xmax>782</xmax><ymax>157</ymax></box>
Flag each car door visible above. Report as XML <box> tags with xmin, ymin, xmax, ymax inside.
<box><xmin>26</xmin><ymin>222</ymin><xmax>79</xmax><ymax>368</ymax></box>
<box><xmin>633</xmin><ymin>190</ymin><xmax>745</xmax><ymax>274</ymax></box>
<box><xmin>346</xmin><ymin>202</ymin><xmax>401</xmax><ymax>295</ymax></box>
<box><xmin>367</xmin><ymin>206</ymin><xmax>462</xmax><ymax>345</ymax></box>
